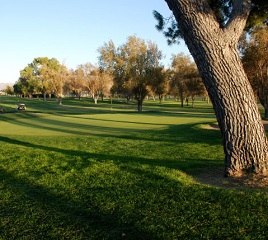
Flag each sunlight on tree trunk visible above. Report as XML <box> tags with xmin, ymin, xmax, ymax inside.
<box><xmin>165</xmin><ymin>0</ymin><xmax>268</xmax><ymax>176</ymax></box>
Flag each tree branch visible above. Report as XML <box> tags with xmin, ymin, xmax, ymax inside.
<box><xmin>224</xmin><ymin>0</ymin><xmax>252</xmax><ymax>41</ymax></box>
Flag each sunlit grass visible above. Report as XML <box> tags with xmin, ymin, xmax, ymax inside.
<box><xmin>0</xmin><ymin>97</ymin><xmax>215</xmax><ymax>136</ymax></box>
<box><xmin>1</xmin><ymin>96</ymin><xmax>268</xmax><ymax>239</ymax></box>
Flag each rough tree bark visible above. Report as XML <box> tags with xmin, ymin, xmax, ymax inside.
<box><xmin>165</xmin><ymin>0</ymin><xmax>268</xmax><ymax>176</ymax></box>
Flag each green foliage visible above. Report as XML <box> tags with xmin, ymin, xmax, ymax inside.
<box><xmin>153</xmin><ymin>10</ymin><xmax>182</xmax><ymax>45</ymax></box>
<box><xmin>169</xmin><ymin>53</ymin><xmax>205</xmax><ymax>106</ymax></box>
<box><xmin>4</xmin><ymin>85</ymin><xmax>14</xmax><ymax>95</ymax></box>
<box><xmin>0</xmin><ymin>97</ymin><xmax>268</xmax><ymax>239</ymax></box>
<box><xmin>154</xmin><ymin>0</ymin><xmax>268</xmax><ymax>45</ymax></box>
<box><xmin>98</xmin><ymin>36</ymin><xmax>163</xmax><ymax>110</ymax></box>
<box><xmin>16</xmin><ymin>57</ymin><xmax>63</xmax><ymax>99</ymax></box>
<box><xmin>247</xmin><ymin>0</ymin><xmax>268</xmax><ymax>29</ymax></box>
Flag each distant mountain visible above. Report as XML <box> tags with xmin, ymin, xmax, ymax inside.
<box><xmin>0</xmin><ymin>83</ymin><xmax>13</xmax><ymax>91</ymax></box>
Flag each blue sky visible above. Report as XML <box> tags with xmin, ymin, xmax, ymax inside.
<box><xmin>0</xmin><ymin>0</ymin><xmax>190</xmax><ymax>84</ymax></box>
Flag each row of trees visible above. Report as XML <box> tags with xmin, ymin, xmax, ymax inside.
<box><xmin>8</xmin><ymin>36</ymin><xmax>206</xmax><ymax>111</ymax></box>
<box><xmin>98</xmin><ymin>36</ymin><xmax>205</xmax><ymax>110</ymax></box>
<box><xmin>6</xmin><ymin>30</ymin><xmax>266</xmax><ymax>113</ymax></box>
<box><xmin>8</xmin><ymin>57</ymin><xmax>113</xmax><ymax>106</ymax></box>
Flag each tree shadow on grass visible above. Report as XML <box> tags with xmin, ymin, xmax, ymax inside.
<box><xmin>0</xmin><ymin>120</ymin><xmax>223</xmax><ymax>173</ymax></box>
<box><xmin>1</xmin><ymin>130</ymin><xmax>268</xmax><ymax>238</ymax></box>
<box><xmin>1</xmin><ymin>155</ymin><xmax>268</xmax><ymax>239</ymax></box>
<box><xmin>0</xmin><ymin>110</ymin><xmax>222</xmax><ymax>145</ymax></box>
<box><xmin>1</xmin><ymin>132</ymin><xmax>265</xmax><ymax>190</ymax></box>
<box><xmin>0</xmin><ymin>166</ymin><xmax>158</xmax><ymax>239</ymax></box>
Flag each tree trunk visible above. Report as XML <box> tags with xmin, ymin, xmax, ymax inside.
<box><xmin>159</xmin><ymin>95</ymin><xmax>163</xmax><ymax>104</ymax></box>
<box><xmin>166</xmin><ymin>0</ymin><xmax>268</xmax><ymax>176</ymax></box>
<box><xmin>43</xmin><ymin>92</ymin><xmax>46</xmax><ymax>102</ymax></box>
<box><xmin>137</xmin><ymin>100</ymin><xmax>143</xmax><ymax>112</ymax></box>
<box><xmin>58</xmin><ymin>97</ymin><xmax>62</xmax><ymax>106</ymax></box>
<box><xmin>126</xmin><ymin>95</ymin><xmax>131</xmax><ymax>103</ymax></box>
<box><xmin>94</xmin><ymin>97</ymin><xmax>98</xmax><ymax>104</ymax></box>
<box><xmin>185</xmin><ymin>98</ymin><xmax>189</xmax><ymax>106</ymax></box>
<box><xmin>180</xmin><ymin>91</ymin><xmax>184</xmax><ymax>107</ymax></box>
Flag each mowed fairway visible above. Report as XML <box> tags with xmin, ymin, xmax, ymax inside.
<box><xmin>1</xmin><ymin>97</ymin><xmax>268</xmax><ymax>239</ymax></box>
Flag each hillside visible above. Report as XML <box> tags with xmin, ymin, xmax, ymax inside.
<box><xmin>0</xmin><ymin>83</ymin><xmax>13</xmax><ymax>91</ymax></box>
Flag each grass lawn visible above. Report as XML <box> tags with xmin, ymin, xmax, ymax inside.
<box><xmin>0</xmin><ymin>96</ymin><xmax>268</xmax><ymax>239</ymax></box>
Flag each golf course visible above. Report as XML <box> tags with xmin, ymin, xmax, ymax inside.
<box><xmin>1</xmin><ymin>96</ymin><xmax>268</xmax><ymax>239</ymax></box>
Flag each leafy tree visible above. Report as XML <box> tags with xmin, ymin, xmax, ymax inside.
<box><xmin>98</xmin><ymin>39</ymin><xmax>136</xmax><ymax>102</ymax></box>
<box><xmin>17</xmin><ymin>57</ymin><xmax>64</xmax><ymax>102</ymax></box>
<box><xmin>98</xmin><ymin>40</ymin><xmax>116</xmax><ymax>74</ymax></box>
<box><xmin>98</xmin><ymin>41</ymin><xmax>123</xmax><ymax>100</ymax></box>
<box><xmin>98</xmin><ymin>36</ymin><xmax>163</xmax><ymax>111</ymax></box>
<box><xmin>17</xmin><ymin>66</ymin><xmax>40</xmax><ymax>98</ymax></box>
<box><xmin>4</xmin><ymin>85</ymin><xmax>14</xmax><ymax>95</ymax></box>
<box><xmin>32</xmin><ymin>57</ymin><xmax>61</xmax><ymax>101</ymax></box>
<box><xmin>242</xmin><ymin>28</ymin><xmax>268</xmax><ymax>118</ymax></box>
<box><xmin>98</xmin><ymin>69</ymin><xmax>114</xmax><ymax>101</ymax></box>
<box><xmin>185</xmin><ymin>76</ymin><xmax>206</xmax><ymax>108</ymax></box>
<box><xmin>66</xmin><ymin>68</ymin><xmax>86</xmax><ymax>100</ymax></box>
<box><xmin>148</xmin><ymin>67</ymin><xmax>169</xmax><ymax>103</ymax></box>
<box><xmin>124</xmin><ymin>37</ymin><xmax>163</xmax><ymax>111</ymax></box>
<box><xmin>50</xmin><ymin>64</ymin><xmax>68</xmax><ymax>105</ymax></box>
<box><xmin>155</xmin><ymin>1</ymin><xmax>268</xmax><ymax>176</ymax></box>
<box><xmin>13</xmin><ymin>81</ymin><xmax>23</xmax><ymax>97</ymax></box>
<box><xmin>170</xmin><ymin>53</ymin><xmax>198</xmax><ymax>107</ymax></box>
<box><xmin>80</xmin><ymin>63</ymin><xmax>111</xmax><ymax>104</ymax></box>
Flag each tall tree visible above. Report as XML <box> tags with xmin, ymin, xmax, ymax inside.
<box><xmin>13</xmin><ymin>81</ymin><xmax>24</xmax><ymax>97</ymax></box>
<box><xmin>242</xmin><ymin>28</ymin><xmax>268</xmax><ymax>118</ymax></box>
<box><xmin>170</xmin><ymin>53</ymin><xmax>197</xmax><ymax>107</ymax></box>
<box><xmin>67</xmin><ymin>67</ymin><xmax>87</xmax><ymax>100</ymax></box>
<box><xmin>81</xmin><ymin>63</ymin><xmax>112</xmax><ymax>104</ymax></box>
<box><xmin>148</xmin><ymin>67</ymin><xmax>169</xmax><ymax>103</ymax></box>
<box><xmin>19</xmin><ymin>66</ymin><xmax>39</xmax><ymax>98</ymax></box>
<box><xmin>50</xmin><ymin>64</ymin><xmax>68</xmax><ymax>105</ymax></box>
<box><xmin>98</xmin><ymin>36</ymin><xmax>163</xmax><ymax>111</ymax></box>
<box><xmin>156</xmin><ymin>0</ymin><xmax>268</xmax><ymax>176</ymax></box>
<box><xmin>4</xmin><ymin>85</ymin><xmax>14</xmax><ymax>96</ymax></box>
<box><xmin>185</xmin><ymin>76</ymin><xmax>206</xmax><ymax>108</ymax></box>
<box><xmin>32</xmin><ymin>57</ymin><xmax>61</xmax><ymax>101</ymax></box>
<box><xmin>98</xmin><ymin>69</ymin><xmax>114</xmax><ymax>101</ymax></box>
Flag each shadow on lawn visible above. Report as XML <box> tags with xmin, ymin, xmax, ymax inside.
<box><xmin>0</xmin><ymin>135</ymin><xmax>223</xmax><ymax>239</ymax></box>
<box><xmin>0</xmin><ymin>128</ymin><xmax>221</xmax><ymax>239</ymax></box>
<box><xmin>2</xmin><ymin>132</ymin><xmax>267</xmax><ymax>238</ymax></box>
<box><xmin>0</xmin><ymin>166</ymin><xmax>157</xmax><ymax>239</ymax></box>
<box><xmin>0</xmin><ymin>130</ymin><xmax>221</xmax><ymax>174</ymax></box>
<box><xmin>0</xmin><ymin>117</ymin><xmax>222</xmax><ymax>160</ymax></box>
<box><xmin>0</xmin><ymin>111</ymin><xmax>221</xmax><ymax>146</ymax></box>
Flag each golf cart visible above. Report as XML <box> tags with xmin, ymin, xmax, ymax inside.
<box><xmin>17</xmin><ymin>104</ymin><xmax>26</xmax><ymax>110</ymax></box>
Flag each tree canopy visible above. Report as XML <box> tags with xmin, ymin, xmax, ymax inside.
<box><xmin>98</xmin><ymin>36</ymin><xmax>163</xmax><ymax>111</ymax></box>
<box><xmin>154</xmin><ymin>0</ymin><xmax>268</xmax><ymax>45</ymax></box>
